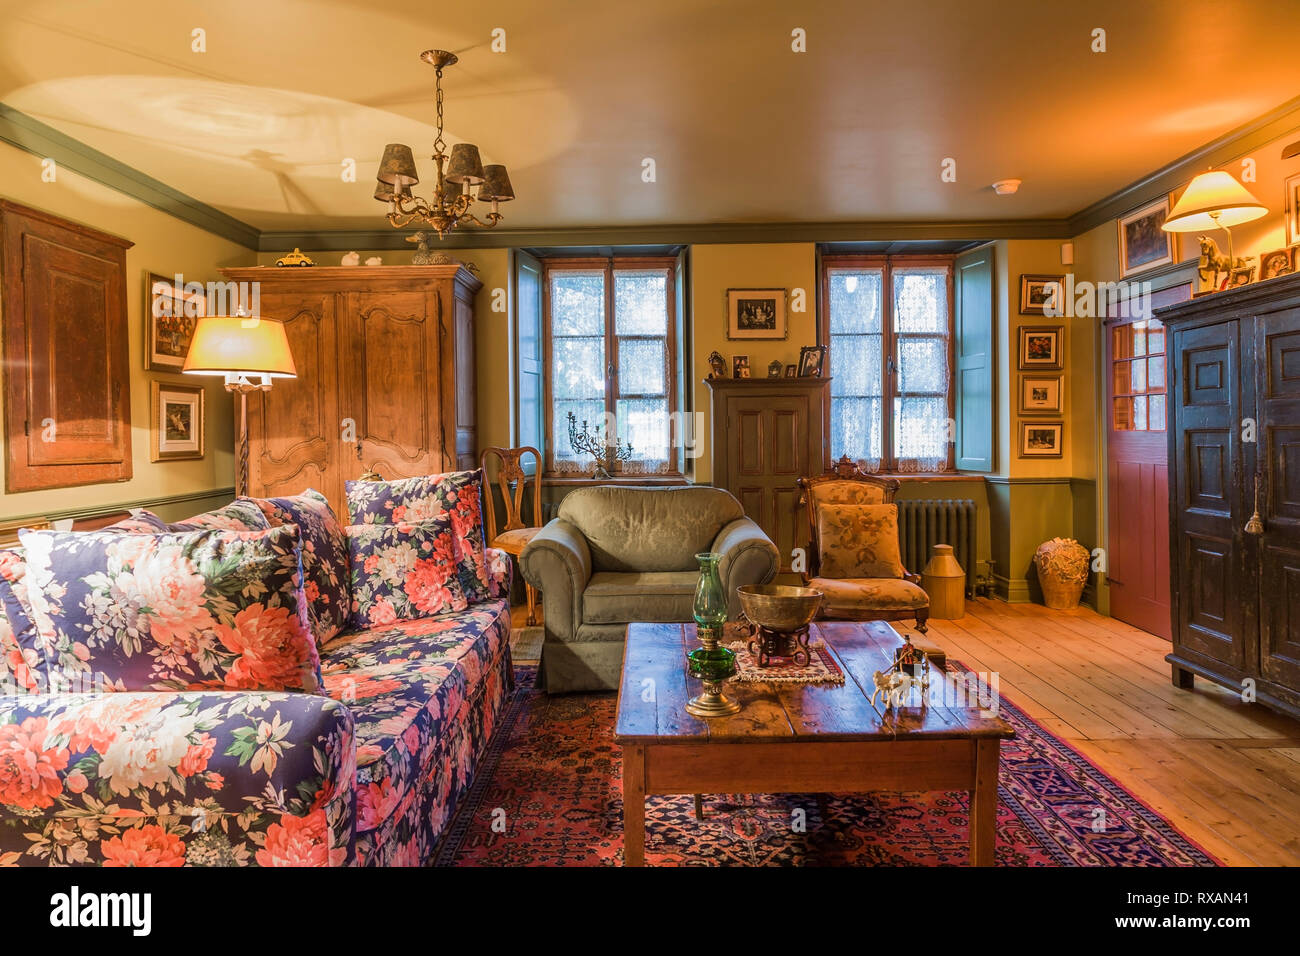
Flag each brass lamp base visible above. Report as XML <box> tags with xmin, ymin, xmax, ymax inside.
<box><xmin>685</xmin><ymin>680</ymin><xmax>742</xmax><ymax>718</ymax></box>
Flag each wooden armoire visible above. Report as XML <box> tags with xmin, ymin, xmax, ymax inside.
<box><xmin>1159</xmin><ymin>272</ymin><xmax>1300</xmax><ymax>719</ymax></box>
<box><xmin>219</xmin><ymin>265</ymin><xmax>481</xmax><ymax>516</ymax></box>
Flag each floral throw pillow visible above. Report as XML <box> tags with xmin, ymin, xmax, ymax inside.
<box><xmin>251</xmin><ymin>490</ymin><xmax>349</xmax><ymax>647</ymax></box>
<box><xmin>346</xmin><ymin>517</ymin><xmax>468</xmax><ymax>629</ymax></box>
<box><xmin>816</xmin><ymin>503</ymin><xmax>908</xmax><ymax>580</ymax></box>
<box><xmin>17</xmin><ymin>526</ymin><xmax>322</xmax><ymax>695</ymax></box>
<box><xmin>0</xmin><ymin>549</ymin><xmax>41</xmax><ymax>693</ymax></box>
<box><xmin>169</xmin><ymin>498</ymin><xmax>271</xmax><ymax>533</ymax></box>
<box><xmin>345</xmin><ymin>470</ymin><xmax>490</xmax><ymax>603</ymax></box>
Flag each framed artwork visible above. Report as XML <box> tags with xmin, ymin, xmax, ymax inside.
<box><xmin>784</xmin><ymin>363</ymin><xmax>798</xmax><ymax>378</ymax></box>
<box><xmin>1019</xmin><ymin>274</ymin><xmax>1065</xmax><ymax>316</ymax></box>
<box><xmin>1117</xmin><ymin>198</ymin><xmax>1175</xmax><ymax>277</ymax></box>
<box><xmin>1286</xmin><ymin>173</ymin><xmax>1300</xmax><ymax>247</ymax></box>
<box><xmin>726</xmin><ymin>288</ymin><xmax>787</xmax><ymax>340</ymax></box>
<box><xmin>150</xmin><ymin>381</ymin><xmax>205</xmax><ymax>462</ymax></box>
<box><xmin>146</xmin><ymin>273</ymin><xmax>205</xmax><ymax>371</ymax></box>
<box><xmin>1019</xmin><ymin>375</ymin><xmax>1063</xmax><ymax>414</ymax></box>
<box><xmin>1019</xmin><ymin>421</ymin><xmax>1063</xmax><ymax>458</ymax></box>
<box><xmin>766</xmin><ymin>359</ymin><xmax>784</xmax><ymax>378</ymax></box>
<box><xmin>1259</xmin><ymin>246</ymin><xmax>1296</xmax><ymax>281</ymax></box>
<box><xmin>1227</xmin><ymin>265</ymin><xmax>1255</xmax><ymax>289</ymax></box>
<box><xmin>1018</xmin><ymin>326</ymin><xmax>1062</xmax><ymax>370</ymax></box>
<box><xmin>798</xmin><ymin>345</ymin><xmax>827</xmax><ymax>377</ymax></box>
<box><xmin>732</xmin><ymin>355</ymin><xmax>751</xmax><ymax>378</ymax></box>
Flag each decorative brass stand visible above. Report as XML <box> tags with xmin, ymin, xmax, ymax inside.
<box><xmin>746</xmin><ymin>622</ymin><xmax>812</xmax><ymax>667</ymax></box>
<box><xmin>685</xmin><ymin>625</ymin><xmax>741</xmax><ymax>717</ymax></box>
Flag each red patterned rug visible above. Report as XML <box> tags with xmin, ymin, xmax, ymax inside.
<box><xmin>435</xmin><ymin>665</ymin><xmax>1218</xmax><ymax>866</ymax></box>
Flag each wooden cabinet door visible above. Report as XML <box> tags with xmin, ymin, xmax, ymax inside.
<box><xmin>1170</xmin><ymin>320</ymin><xmax>1251</xmax><ymax>671</ymax></box>
<box><xmin>1256</xmin><ymin>307</ymin><xmax>1300</xmax><ymax>689</ymax></box>
<box><xmin>452</xmin><ymin>288</ymin><xmax>477</xmax><ymax>470</ymax></box>
<box><xmin>341</xmin><ymin>290</ymin><xmax>447</xmax><ymax>484</ymax></box>
<box><xmin>246</xmin><ymin>291</ymin><xmax>341</xmax><ymax>510</ymax></box>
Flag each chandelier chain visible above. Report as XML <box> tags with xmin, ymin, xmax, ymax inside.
<box><xmin>433</xmin><ymin>67</ymin><xmax>446</xmax><ymax>156</ymax></box>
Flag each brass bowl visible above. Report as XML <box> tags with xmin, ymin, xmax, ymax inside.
<box><xmin>736</xmin><ymin>584</ymin><xmax>824</xmax><ymax>633</ymax></box>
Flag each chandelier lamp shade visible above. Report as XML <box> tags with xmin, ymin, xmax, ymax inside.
<box><xmin>1161</xmin><ymin>169</ymin><xmax>1267</xmax><ymax>262</ymax></box>
<box><xmin>376</xmin><ymin>50</ymin><xmax>515</xmax><ymax>238</ymax></box>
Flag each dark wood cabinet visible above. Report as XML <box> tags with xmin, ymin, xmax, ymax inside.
<box><xmin>219</xmin><ymin>265</ymin><xmax>481</xmax><ymax>516</ymax></box>
<box><xmin>1160</xmin><ymin>272</ymin><xmax>1300</xmax><ymax>718</ymax></box>
<box><xmin>1</xmin><ymin>201</ymin><xmax>134</xmax><ymax>492</ymax></box>
<box><xmin>706</xmin><ymin>376</ymin><xmax>830</xmax><ymax>570</ymax></box>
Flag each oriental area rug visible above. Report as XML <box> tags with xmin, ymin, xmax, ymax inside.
<box><xmin>435</xmin><ymin>665</ymin><xmax>1218</xmax><ymax>867</ymax></box>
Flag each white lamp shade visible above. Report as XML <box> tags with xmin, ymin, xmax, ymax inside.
<box><xmin>1163</xmin><ymin>171</ymin><xmax>1268</xmax><ymax>232</ymax></box>
<box><xmin>182</xmin><ymin>316</ymin><xmax>297</xmax><ymax>378</ymax></box>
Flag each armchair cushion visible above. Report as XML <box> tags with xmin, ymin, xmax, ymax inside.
<box><xmin>810</xmin><ymin>576</ymin><xmax>929</xmax><ymax>615</ymax></box>
<box><xmin>582</xmin><ymin>571</ymin><xmax>696</xmax><ymax>624</ymax></box>
<box><xmin>815</xmin><ymin>503</ymin><xmax>907</xmax><ymax>579</ymax></box>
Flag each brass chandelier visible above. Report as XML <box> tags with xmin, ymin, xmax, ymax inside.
<box><xmin>375</xmin><ymin>50</ymin><xmax>514</xmax><ymax>238</ymax></box>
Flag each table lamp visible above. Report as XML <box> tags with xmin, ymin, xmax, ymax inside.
<box><xmin>183</xmin><ymin>310</ymin><xmax>296</xmax><ymax>496</ymax></box>
<box><xmin>1161</xmin><ymin>170</ymin><xmax>1267</xmax><ymax>263</ymax></box>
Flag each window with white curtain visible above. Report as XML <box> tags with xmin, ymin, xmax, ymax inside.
<box><xmin>824</xmin><ymin>257</ymin><xmax>954</xmax><ymax>473</ymax></box>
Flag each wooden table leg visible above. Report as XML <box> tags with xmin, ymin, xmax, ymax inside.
<box><xmin>624</xmin><ymin>744</ymin><xmax>646</xmax><ymax>866</ymax></box>
<box><xmin>970</xmin><ymin>738</ymin><xmax>999</xmax><ymax>866</ymax></box>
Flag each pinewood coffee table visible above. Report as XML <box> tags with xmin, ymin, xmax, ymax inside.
<box><xmin>614</xmin><ymin>620</ymin><xmax>1015</xmax><ymax>866</ymax></box>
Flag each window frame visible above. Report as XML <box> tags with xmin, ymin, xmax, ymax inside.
<box><xmin>818</xmin><ymin>254</ymin><xmax>957</xmax><ymax>473</ymax></box>
<box><xmin>541</xmin><ymin>255</ymin><xmax>680</xmax><ymax>477</ymax></box>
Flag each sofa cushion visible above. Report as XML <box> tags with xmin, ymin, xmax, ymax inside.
<box><xmin>346</xmin><ymin>519</ymin><xmax>467</xmax><ymax>629</ymax></box>
<box><xmin>810</xmin><ymin>576</ymin><xmax>930</xmax><ymax>614</ymax></box>
<box><xmin>169</xmin><ymin>499</ymin><xmax>270</xmax><ymax>533</ymax></box>
<box><xmin>582</xmin><ymin>571</ymin><xmax>697</xmax><ymax>624</ymax></box>
<box><xmin>0</xmin><ymin>549</ymin><xmax>41</xmax><ymax>693</ymax></box>
<box><xmin>556</xmin><ymin>485</ymin><xmax>744</xmax><ymax>573</ymax></box>
<box><xmin>18</xmin><ymin>526</ymin><xmax>322</xmax><ymax>694</ymax></box>
<box><xmin>318</xmin><ymin>600</ymin><xmax>510</xmax><ymax>843</ymax></box>
<box><xmin>106</xmin><ymin>510</ymin><xmax>170</xmax><ymax>532</ymax></box>
<box><xmin>253</xmin><ymin>490</ymin><xmax>349</xmax><ymax>647</ymax></box>
<box><xmin>815</xmin><ymin>503</ymin><xmax>907</xmax><ymax>579</ymax></box>
<box><xmin>346</xmin><ymin>471</ymin><xmax>491</xmax><ymax>603</ymax></box>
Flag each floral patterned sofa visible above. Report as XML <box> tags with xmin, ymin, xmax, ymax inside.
<box><xmin>0</xmin><ymin>481</ymin><xmax>514</xmax><ymax>867</ymax></box>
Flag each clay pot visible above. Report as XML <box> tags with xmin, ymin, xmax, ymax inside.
<box><xmin>1033</xmin><ymin>537</ymin><xmax>1090</xmax><ymax>609</ymax></box>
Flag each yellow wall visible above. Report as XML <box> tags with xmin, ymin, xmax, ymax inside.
<box><xmin>0</xmin><ymin>140</ymin><xmax>252</xmax><ymax>522</ymax></box>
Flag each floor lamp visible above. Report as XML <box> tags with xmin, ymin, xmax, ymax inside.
<box><xmin>182</xmin><ymin>311</ymin><xmax>297</xmax><ymax>497</ymax></box>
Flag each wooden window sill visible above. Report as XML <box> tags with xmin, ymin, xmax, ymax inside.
<box><xmin>542</xmin><ymin>474</ymin><xmax>690</xmax><ymax>486</ymax></box>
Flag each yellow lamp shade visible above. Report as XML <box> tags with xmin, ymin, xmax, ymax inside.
<box><xmin>182</xmin><ymin>315</ymin><xmax>297</xmax><ymax>378</ymax></box>
<box><xmin>1163</xmin><ymin>170</ymin><xmax>1268</xmax><ymax>232</ymax></box>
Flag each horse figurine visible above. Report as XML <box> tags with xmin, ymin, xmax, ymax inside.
<box><xmin>1197</xmin><ymin>235</ymin><xmax>1250</xmax><ymax>292</ymax></box>
<box><xmin>871</xmin><ymin>669</ymin><xmax>914</xmax><ymax>710</ymax></box>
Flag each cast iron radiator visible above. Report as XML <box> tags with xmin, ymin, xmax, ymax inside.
<box><xmin>896</xmin><ymin>499</ymin><xmax>977</xmax><ymax>595</ymax></box>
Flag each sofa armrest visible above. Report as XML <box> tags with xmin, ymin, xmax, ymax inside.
<box><xmin>713</xmin><ymin>517</ymin><xmax>780</xmax><ymax>619</ymax></box>
<box><xmin>0</xmin><ymin>690</ymin><xmax>356</xmax><ymax>867</ymax></box>
<box><xmin>519</xmin><ymin>519</ymin><xmax>592</xmax><ymax>641</ymax></box>
<box><xmin>484</xmin><ymin>546</ymin><xmax>514</xmax><ymax>599</ymax></box>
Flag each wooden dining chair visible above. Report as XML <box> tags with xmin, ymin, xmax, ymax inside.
<box><xmin>480</xmin><ymin>446</ymin><xmax>544</xmax><ymax>625</ymax></box>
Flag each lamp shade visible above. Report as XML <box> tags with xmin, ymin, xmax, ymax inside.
<box><xmin>480</xmin><ymin>164</ymin><xmax>515</xmax><ymax>202</ymax></box>
<box><xmin>444</xmin><ymin>143</ymin><xmax>485</xmax><ymax>184</ymax></box>
<box><xmin>182</xmin><ymin>316</ymin><xmax>297</xmax><ymax>378</ymax></box>
<box><xmin>1163</xmin><ymin>171</ymin><xmax>1268</xmax><ymax>232</ymax></box>
<box><xmin>374</xmin><ymin>180</ymin><xmax>396</xmax><ymax>203</ymax></box>
<box><xmin>377</xmin><ymin>143</ymin><xmax>419</xmax><ymax>188</ymax></box>
<box><xmin>441</xmin><ymin>179</ymin><xmax>465</xmax><ymax>202</ymax></box>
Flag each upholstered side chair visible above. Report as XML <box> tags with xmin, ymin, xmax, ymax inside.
<box><xmin>798</xmin><ymin>456</ymin><xmax>929</xmax><ymax>634</ymax></box>
<box><xmin>481</xmin><ymin>446</ymin><xmax>544</xmax><ymax>625</ymax></box>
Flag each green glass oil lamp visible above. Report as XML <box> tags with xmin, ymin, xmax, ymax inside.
<box><xmin>685</xmin><ymin>552</ymin><xmax>741</xmax><ymax>717</ymax></box>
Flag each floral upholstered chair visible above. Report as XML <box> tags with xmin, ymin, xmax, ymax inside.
<box><xmin>797</xmin><ymin>457</ymin><xmax>929</xmax><ymax>634</ymax></box>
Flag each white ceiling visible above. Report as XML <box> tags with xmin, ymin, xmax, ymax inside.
<box><xmin>0</xmin><ymin>0</ymin><xmax>1296</xmax><ymax>231</ymax></box>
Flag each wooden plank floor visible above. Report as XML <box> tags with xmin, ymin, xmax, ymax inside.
<box><xmin>511</xmin><ymin>600</ymin><xmax>1300</xmax><ymax>865</ymax></box>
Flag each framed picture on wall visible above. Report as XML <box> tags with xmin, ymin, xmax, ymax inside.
<box><xmin>1286</xmin><ymin>173</ymin><xmax>1300</xmax><ymax>247</ymax></box>
<box><xmin>726</xmin><ymin>288</ymin><xmax>787</xmax><ymax>340</ymax></box>
<box><xmin>150</xmin><ymin>381</ymin><xmax>205</xmax><ymax>462</ymax></box>
<box><xmin>146</xmin><ymin>273</ymin><xmax>205</xmax><ymax>371</ymax></box>
<box><xmin>1019</xmin><ymin>375</ymin><xmax>1063</xmax><ymax>414</ymax></box>
<box><xmin>1019</xmin><ymin>421</ymin><xmax>1063</xmax><ymax>458</ymax></box>
<box><xmin>1117</xmin><ymin>198</ymin><xmax>1175</xmax><ymax>277</ymax></box>
<box><xmin>1019</xmin><ymin>274</ymin><xmax>1065</xmax><ymax>316</ymax></box>
<box><xmin>1018</xmin><ymin>326</ymin><xmax>1062</xmax><ymax>370</ymax></box>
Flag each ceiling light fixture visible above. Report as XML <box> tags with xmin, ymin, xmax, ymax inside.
<box><xmin>375</xmin><ymin>50</ymin><xmax>514</xmax><ymax>239</ymax></box>
<box><xmin>992</xmin><ymin>179</ymin><xmax>1021</xmax><ymax>196</ymax></box>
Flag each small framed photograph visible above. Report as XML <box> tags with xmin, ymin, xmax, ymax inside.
<box><xmin>726</xmin><ymin>288</ymin><xmax>787</xmax><ymax>340</ymax></box>
<box><xmin>1018</xmin><ymin>326</ymin><xmax>1062</xmax><ymax>370</ymax></box>
<box><xmin>1019</xmin><ymin>375</ymin><xmax>1063</xmax><ymax>415</ymax></box>
<box><xmin>146</xmin><ymin>273</ymin><xmax>205</xmax><ymax>371</ymax></box>
<box><xmin>784</xmin><ymin>363</ymin><xmax>798</xmax><ymax>378</ymax></box>
<box><xmin>1258</xmin><ymin>247</ymin><xmax>1295</xmax><ymax>281</ymax></box>
<box><xmin>798</xmin><ymin>345</ymin><xmax>827</xmax><ymax>377</ymax></box>
<box><xmin>1019</xmin><ymin>274</ymin><xmax>1065</xmax><ymax>316</ymax></box>
<box><xmin>1286</xmin><ymin>173</ymin><xmax>1300</xmax><ymax>247</ymax></box>
<box><xmin>1019</xmin><ymin>421</ymin><xmax>1063</xmax><ymax>458</ymax></box>
<box><xmin>151</xmin><ymin>381</ymin><xmax>205</xmax><ymax>461</ymax></box>
<box><xmin>732</xmin><ymin>355</ymin><xmax>751</xmax><ymax>378</ymax></box>
<box><xmin>1118</xmin><ymin>198</ymin><xmax>1175</xmax><ymax>277</ymax></box>
<box><xmin>766</xmin><ymin>359</ymin><xmax>784</xmax><ymax>378</ymax></box>
<box><xmin>1226</xmin><ymin>265</ymin><xmax>1255</xmax><ymax>289</ymax></box>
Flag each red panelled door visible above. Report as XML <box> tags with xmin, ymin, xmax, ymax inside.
<box><xmin>1106</xmin><ymin>285</ymin><xmax>1190</xmax><ymax>639</ymax></box>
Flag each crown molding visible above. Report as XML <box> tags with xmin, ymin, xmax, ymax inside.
<box><xmin>0</xmin><ymin>103</ymin><xmax>261</xmax><ymax>249</ymax></box>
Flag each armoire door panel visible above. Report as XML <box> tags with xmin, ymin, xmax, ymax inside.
<box><xmin>1260</xmin><ymin>550</ymin><xmax>1300</xmax><ymax>687</ymax></box>
<box><xmin>1184</xmin><ymin>429</ymin><xmax>1229</xmax><ymax>513</ymax></box>
<box><xmin>454</xmin><ymin>294</ymin><xmax>477</xmax><ymax>468</ymax></box>
<box><xmin>1183</xmin><ymin>534</ymin><xmax>1241</xmax><ymax>667</ymax></box>
<box><xmin>771</xmin><ymin>410</ymin><xmax>799</xmax><ymax>475</ymax></box>
<box><xmin>736</xmin><ymin>411</ymin><xmax>763</xmax><ymax>475</ymax></box>
<box><xmin>353</xmin><ymin>293</ymin><xmax>435</xmax><ymax>463</ymax></box>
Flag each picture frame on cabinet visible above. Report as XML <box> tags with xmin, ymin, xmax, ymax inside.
<box><xmin>1019</xmin><ymin>375</ymin><xmax>1063</xmax><ymax>415</ymax></box>
<box><xmin>1018</xmin><ymin>421</ymin><xmax>1063</xmax><ymax>458</ymax></box>
<box><xmin>150</xmin><ymin>381</ymin><xmax>205</xmax><ymax>461</ymax></box>
<box><xmin>1259</xmin><ymin>246</ymin><xmax>1296</xmax><ymax>281</ymax></box>
<box><xmin>798</xmin><ymin>345</ymin><xmax>827</xmax><ymax>377</ymax></box>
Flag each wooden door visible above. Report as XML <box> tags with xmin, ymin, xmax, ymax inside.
<box><xmin>451</xmin><ymin>288</ymin><xmax>477</xmax><ymax>470</ymax></box>
<box><xmin>342</xmin><ymin>289</ymin><xmax>446</xmax><ymax>484</ymax></box>
<box><xmin>246</xmin><ymin>291</ymin><xmax>341</xmax><ymax>509</ymax></box>
<box><xmin>1256</xmin><ymin>307</ymin><xmax>1300</xmax><ymax>690</ymax></box>
<box><xmin>1170</xmin><ymin>319</ymin><xmax>1250</xmax><ymax>671</ymax></box>
<box><xmin>1106</xmin><ymin>287</ymin><xmax>1185</xmax><ymax>638</ymax></box>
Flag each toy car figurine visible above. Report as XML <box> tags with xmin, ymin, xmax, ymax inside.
<box><xmin>275</xmin><ymin>248</ymin><xmax>314</xmax><ymax>267</ymax></box>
